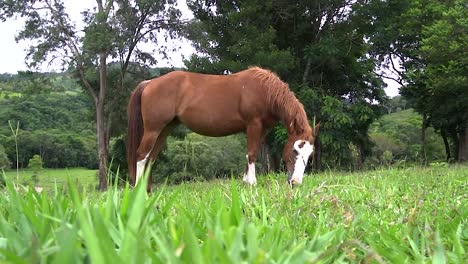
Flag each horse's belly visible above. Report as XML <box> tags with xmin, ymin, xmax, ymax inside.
<box><xmin>177</xmin><ymin>107</ymin><xmax>246</xmax><ymax>137</ymax></box>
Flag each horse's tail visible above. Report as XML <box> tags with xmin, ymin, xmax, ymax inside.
<box><xmin>127</xmin><ymin>81</ymin><xmax>148</xmax><ymax>185</ymax></box>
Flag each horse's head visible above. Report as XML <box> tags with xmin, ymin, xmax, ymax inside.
<box><xmin>282</xmin><ymin>122</ymin><xmax>320</xmax><ymax>185</ymax></box>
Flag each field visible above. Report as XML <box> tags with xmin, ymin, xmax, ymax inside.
<box><xmin>2</xmin><ymin>168</ymin><xmax>97</xmax><ymax>190</ymax></box>
<box><xmin>0</xmin><ymin>166</ymin><xmax>466</xmax><ymax>263</ymax></box>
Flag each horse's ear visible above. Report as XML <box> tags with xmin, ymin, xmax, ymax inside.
<box><xmin>312</xmin><ymin>122</ymin><xmax>320</xmax><ymax>137</ymax></box>
<box><xmin>294</xmin><ymin>117</ymin><xmax>304</xmax><ymax>135</ymax></box>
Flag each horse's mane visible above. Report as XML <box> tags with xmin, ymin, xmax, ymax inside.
<box><xmin>245</xmin><ymin>67</ymin><xmax>310</xmax><ymax>137</ymax></box>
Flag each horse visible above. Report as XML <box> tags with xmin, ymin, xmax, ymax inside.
<box><xmin>127</xmin><ymin>67</ymin><xmax>319</xmax><ymax>190</ymax></box>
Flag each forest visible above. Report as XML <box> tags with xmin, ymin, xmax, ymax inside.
<box><xmin>0</xmin><ymin>0</ymin><xmax>466</xmax><ymax>187</ymax></box>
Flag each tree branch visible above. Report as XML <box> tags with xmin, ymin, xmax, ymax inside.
<box><xmin>374</xmin><ymin>71</ymin><xmax>404</xmax><ymax>86</ymax></box>
<box><xmin>42</xmin><ymin>0</ymin><xmax>98</xmax><ymax>103</ymax></box>
<box><xmin>120</xmin><ymin>6</ymin><xmax>150</xmax><ymax>80</ymax></box>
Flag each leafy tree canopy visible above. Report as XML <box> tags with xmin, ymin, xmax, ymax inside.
<box><xmin>185</xmin><ymin>0</ymin><xmax>387</xmax><ymax>169</ymax></box>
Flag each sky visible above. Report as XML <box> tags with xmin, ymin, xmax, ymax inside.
<box><xmin>0</xmin><ymin>1</ymin><xmax>400</xmax><ymax>97</ymax></box>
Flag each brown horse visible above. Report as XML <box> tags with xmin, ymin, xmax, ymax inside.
<box><xmin>127</xmin><ymin>67</ymin><xmax>319</xmax><ymax>190</ymax></box>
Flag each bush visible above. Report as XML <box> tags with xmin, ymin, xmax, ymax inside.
<box><xmin>154</xmin><ymin>133</ymin><xmax>246</xmax><ymax>184</ymax></box>
<box><xmin>109</xmin><ymin>132</ymin><xmax>248</xmax><ymax>184</ymax></box>
<box><xmin>28</xmin><ymin>154</ymin><xmax>43</xmax><ymax>184</ymax></box>
<box><xmin>108</xmin><ymin>134</ymin><xmax>128</xmax><ymax>183</ymax></box>
<box><xmin>2</xmin><ymin>130</ymin><xmax>97</xmax><ymax>169</ymax></box>
<box><xmin>381</xmin><ymin>150</ymin><xmax>393</xmax><ymax>166</ymax></box>
<box><xmin>0</xmin><ymin>144</ymin><xmax>11</xmax><ymax>170</ymax></box>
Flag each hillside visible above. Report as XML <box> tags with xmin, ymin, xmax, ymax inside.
<box><xmin>0</xmin><ymin>72</ymin><xmax>97</xmax><ymax>169</ymax></box>
<box><xmin>369</xmin><ymin>109</ymin><xmax>445</xmax><ymax>165</ymax></box>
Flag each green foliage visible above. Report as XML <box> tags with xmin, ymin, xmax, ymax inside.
<box><xmin>185</xmin><ymin>0</ymin><xmax>296</xmax><ymax>75</ymax></box>
<box><xmin>27</xmin><ymin>154</ymin><xmax>43</xmax><ymax>171</ymax></box>
<box><xmin>109</xmin><ymin>131</ymin><xmax>246</xmax><ymax>184</ymax></box>
<box><xmin>381</xmin><ymin>150</ymin><xmax>394</xmax><ymax>166</ymax></box>
<box><xmin>369</xmin><ymin>109</ymin><xmax>445</xmax><ymax>167</ymax></box>
<box><xmin>364</xmin><ymin>0</ymin><xmax>468</xmax><ymax>161</ymax></box>
<box><xmin>0</xmin><ymin>72</ymin><xmax>97</xmax><ymax>169</ymax></box>
<box><xmin>108</xmin><ymin>134</ymin><xmax>128</xmax><ymax>181</ymax></box>
<box><xmin>1</xmin><ymin>0</ymin><xmax>185</xmax><ymax>189</ymax></box>
<box><xmin>154</xmin><ymin>133</ymin><xmax>246</xmax><ymax>183</ymax></box>
<box><xmin>186</xmin><ymin>0</ymin><xmax>388</xmax><ymax>170</ymax></box>
<box><xmin>384</xmin><ymin>96</ymin><xmax>410</xmax><ymax>114</ymax></box>
<box><xmin>0</xmin><ymin>145</ymin><xmax>10</xmax><ymax>170</ymax></box>
<box><xmin>28</xmin><ymin>154</ymin><xmax>43</xmax><ymax>184</ymax></box>
<box><xmin>0</xmin><ymin>91</ymin><xmax>93</xmax><ymax>134</ymax></box>
<box><xmin>415</xmin><ymin>0</ymin><xmax>468</xmax><ymax>161</ymax></box>
<box><xmin>2</xmin><ymin>130</ymin><xmax>97</xmax><ymax>169</ymax></box>
<box><xmin>0</xmin><ymin>166</ymin><xmax>466</xmax><ymax>262</ymax></box>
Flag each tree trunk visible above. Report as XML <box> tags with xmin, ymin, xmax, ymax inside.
<box><xmin>458</xmin><ymin>121</ymin><xmax>468</xmax><ymax>162</ymax></box>
<box><xmin>356</xmin><ymin>143</ymin><xmax>364</xmax><ymax>170</ymax></box>
<box><xmin>441</xmin><ymin>129</ymin><xmax>451</xmax><ymax>162</ymax></box>
<box><xmin>312</xmin><ymin>135</ymin><xmax>322</xmax><ymax>171</ymax></box>
<box><xmin>265</xmin><ymin>143</ymin><xmax>277</xmax><ymax>172</ymax></box>
<box><xmin>259</xmin><ymin>142</ymin><xmax>278</xmax><ymax>173</ymax></box>
<box><xmin>420</xmin><ymin>113</ymin><xmax>428</xmax><ymax>165</ymax></box>
<box><xmin>97</xmin><ymin>53</ymin><xmax>108</xmax><ymax>191</ymax></box>
<box><xmin>450</xmin><ymin>129</ymin><xmax>459</xmax><ymax>161</ymax></box>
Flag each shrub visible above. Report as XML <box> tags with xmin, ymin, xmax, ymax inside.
<box><xmin>154</xmin><ymin>133</ymin><xmax>246</xmax><ymax>184</ymax></box>
<box><xmin>0</xmin><ymin>144</ymin><xmax>11</xmax><ymax>170</ymax></box>
<box><xmin>28</xmin><ymin>154</ymin><xmax>43</xmax><ymax>184</ymax></box>
<box><xmin>109</xmin><ymin>134</ymin><xmax>128</xmax><ymax>183</ymax></box>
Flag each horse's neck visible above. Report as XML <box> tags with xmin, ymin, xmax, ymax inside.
<box><xmin>264</xmin><ymin>82</ymin><xmax>307</xmax><ymax>135</ymax></box>
<box><xmin>283</xmin><ymin>116</ymin><xmax>297</xmax><ymax>134</ymax></box>
<box><xmin>276</xmin><ymin>105</ymin><xmax>303</xmax><ymax>131</ymax></box>
<box><xmin>271</xmin><ymin>99</ymin><xmax>295</xmax><ymax>124</ymax></box>
<box><xmin>283</xmin><ymin>111</ymin><xmax>311</xmax><ymax>140</ymax></box>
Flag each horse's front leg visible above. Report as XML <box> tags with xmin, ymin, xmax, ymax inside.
<box><xmin>243</xmin><ymin>120</ymin><xmax>265</xmax><ymax>185</ymax></box>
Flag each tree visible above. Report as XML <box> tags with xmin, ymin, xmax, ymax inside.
<box><xmin>369</xmin><ymin>109</ymin><xmax>445</xmax><ymax>166</ymax></box>
<box><xmin>364</xmin><ymin>0</ymin><xmax>467</xmax><ymax>162</ymax></box>
<box><xmin>417</xmin><ymin>0</ymin><xmax>468</xmax><ymax>161</ymax></box>
<box><xmin>0</xmin><ymin>76</ymin><xmax>98</xmax><ymax>169</ymax></box>
<box><xmin>28</xmin><ymin>154</ymin><xmax>43</xmax><ymax>184</ymax></box>
<box><xmin>185</xmin><ymin>0</ymin><xmax>387</xmax><ymax>170</ymax></box>
<box><xmin>384</xmin><ymin>96</ymin><xmax>410</xmax><ymax>114</ymax></box>
<box><xmin>0</xmin><ymin>0</ymin><xmax>183</xmax><ymax>189</ymax></box>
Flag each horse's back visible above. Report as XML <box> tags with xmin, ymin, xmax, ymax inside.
<box><xmin>139</xmin><ymin>70</ymin><xmax>271</xmax><ymax>136</ymax></box>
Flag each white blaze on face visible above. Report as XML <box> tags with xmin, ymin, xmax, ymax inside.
<box><xmin>243</xmin><ymin>155</ymin><xmax>257</xmax><ymax>185</ymax></box>
<box><xmin>136</xmin><ymin>153</ymin><xmax>150</xmax><ymax>184</ymax></box>
<box><xmin>289</xmin><ymin>140</ymin><xmax>314</xmax><ymax>185</ymax></box>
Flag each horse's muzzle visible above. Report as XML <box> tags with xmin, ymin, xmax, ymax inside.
<box><xmin>287</xmin><ymin>170</ymin><xmax>293</xmax><ymax>184</ymax></box>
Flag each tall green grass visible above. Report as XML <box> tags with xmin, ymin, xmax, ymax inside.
<box><xmin>0</xmin><ymin>166</ymin><xmax>466</xmax><ymax>263</ymax></box>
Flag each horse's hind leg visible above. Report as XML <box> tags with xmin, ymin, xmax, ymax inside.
<box><xmin>135</xmin><ymin>129</ymin><xmax>160</xmax><ymax>185</ymax></box>
<box><xmin>144</xmin><ymin>122</ymin><xmax>177</xmax><ymax>192</ymax></box>
<box><xmin>135</xmin><ymin>118</ymin><xmax>177</xmax><ymax>188</ymax></box>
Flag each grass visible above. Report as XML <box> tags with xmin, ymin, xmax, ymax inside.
<box><xmin>0</xmin><ymin>165</ymin><xmax>466</xmax><ymax>263</ymax></box>
<box><xmin>2</xmin><ymin>168</ymin><xmax>97</xmax><ymax>190</ymax></box>
<box><xmin>0</xmin><ymin>91</ymin><xmax>22</xmax><ymax>100</ymax></box>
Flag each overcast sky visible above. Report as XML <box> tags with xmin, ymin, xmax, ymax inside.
<box><xmin>0</xmin><ymin>0</ymin><xmax>399</xmax><ymax>97</ymax></box>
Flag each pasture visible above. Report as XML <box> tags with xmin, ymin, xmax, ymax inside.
<box><xmin>2</xmin><ymin>168</ymin><xmax>96</xmax><ymax>190</ymax></box>
<box><xmin>0</xmin><ymin>165</ymin><xmax>466</xmax><ymax>263</ymax></box>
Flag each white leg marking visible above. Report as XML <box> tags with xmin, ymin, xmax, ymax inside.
<box><xmin>243</xmin><ymin>154</ymin><xmax>256</xmax><ymax>185</ymax></box>
<box><xmin>136</xmin><ymin>153</ymin><xmax>150</xmax><ymax>184</ymax></box>
<box><xmin>290</xmin><ymin>140</ymin><xmax>314</xmax><ymax>185</ymax></box>
<box><xmin>243</xmin><ymin>162</ymin><xmax>256</xmax><ymax>185</ymax></box>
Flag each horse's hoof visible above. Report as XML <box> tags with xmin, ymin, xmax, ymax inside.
<box><xmin>243</xmin><ymin>178</ymin><xmax>257</xmax><ymax>185</ymax></box>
